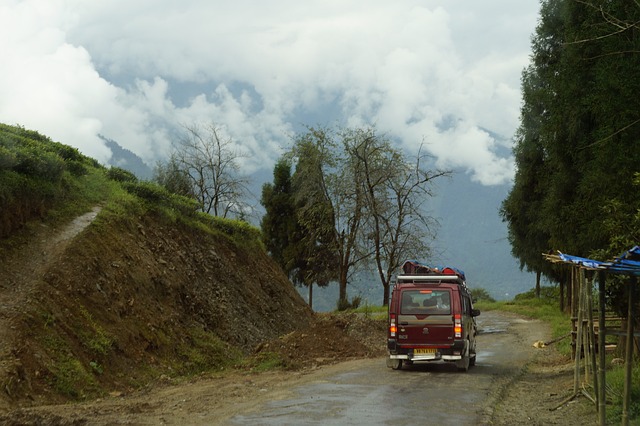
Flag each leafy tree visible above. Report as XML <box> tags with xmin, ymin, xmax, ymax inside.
<box><xmin>260</xmin><ymin>158</ymin><xmax>295</xmax><ymax>271</ymax></box>
<box><xmin>284</xmin><ymin>125</ymin><xmax>447</xmax><ymax>308</ymax></box>
<box><xmin>153</xmin><ymin>154</ymin><xmax>193</xmax><ymax>197</ymax></box>
<box><xmin>289</xmin><ymin>128</ymin><xmax>341</xmax><ymax>306</ymax></box>
<box><xmin>500</xmin><ymin>0</ymin><xmax>564</xmax><ymax>296</ymax></box>
<box><xmin>259</xmin><ymin>156</ymin><xmax>327</xmax><ymax>307</ymax></box>
<box><xmin>503</xmin><ymin>0</ymin><xmax>640</xmax><ymax>311</ymax></box>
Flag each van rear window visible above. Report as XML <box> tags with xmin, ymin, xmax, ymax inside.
<box><xmin>401</xmin><ymin>290</ymin><xmax>451</xmax><ymax>315</ymax></box>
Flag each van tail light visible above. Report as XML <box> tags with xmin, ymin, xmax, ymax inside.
<box><xmin>389</xmin><ymin>314</ymin><xmax>397</xmax><ymax>337</ymax></box>
<box><xmin>454</xmin><ymin>314</ymin><xmax>462</xmax><ymax>338</ymax></box>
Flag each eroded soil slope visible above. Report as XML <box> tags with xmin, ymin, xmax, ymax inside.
<box><xmin>0</xmin><ymin>208</ymin><xmax>313</xmax><ymax>410</ymax></box>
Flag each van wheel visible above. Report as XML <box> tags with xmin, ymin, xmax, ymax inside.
<box><xmin>390</xmin><ymin>359</ymin><xmax>403</xmax><ymax>370</ymax></box>
<box><xmin>456</xmin><ymin>341</ymin><xmax>470</xmax><ymax>372</ymax></box>
<box><xmin>470</xmin><ymin>352</ymin><xmax>476</xmax><ymax>367</ymax></box>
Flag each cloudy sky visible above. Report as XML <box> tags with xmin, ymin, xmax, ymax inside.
<box><xmin>1</xmin><ymin>0</ymin><xmax>539</xmax><ymax>186</ymax></box>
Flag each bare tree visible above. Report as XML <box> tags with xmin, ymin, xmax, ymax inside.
<box><xmin>290</xmin><ymin>126</ymin><xmax>449</xmax><ymax>308</ymax></box>
<box><xmin>172</xmin><ymin>122</ymin><xmax>250</xmax><ymax>218</ymax></box>
<box><xmin>347</xmin><ymin>130</ymin><xmax>451</xmax><ymax>306</ymax></box>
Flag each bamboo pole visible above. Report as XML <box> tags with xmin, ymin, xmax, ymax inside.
<box><xmin>586</xmin><ymin>273</ymin><xmax>598</xmax><ymax>402</ymax></box>
<box><xmin>597</xmin><ymin>272</ymin><xmax>606</xmax><ymax>426</ymax></box>
<box><xmin>571</xmin><ymin>267</ymin><xmax>578</xmax><ymax>359</ymax></box>
<box><xmin>621</xmin><ymin>276</ymin><xmax>637</xmax><ymax>426</ymax></box>
<box><xmin>582</xmin><ymin>275</ymin><xmax>591</xmax><ymax>385</ymax></box>
<box><xmin>574</xmin><ymin>269</ymin><xmax>585</xmax><ymax>393</ymax></box>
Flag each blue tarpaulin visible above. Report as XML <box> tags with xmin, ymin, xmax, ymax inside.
<box><xmin>554</xmin><ymin>245</ymin><xmax>640</xmax><ymax>277</ymax></box>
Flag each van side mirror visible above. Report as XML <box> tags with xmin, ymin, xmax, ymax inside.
<box><xmin>471</xmin><ymin>309</ymin><xmax>481</xmax><ymax>317</ymax></box>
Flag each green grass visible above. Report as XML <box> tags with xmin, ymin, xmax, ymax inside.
<box><xmin>243</xmin><ymin>351</ymin><xmax>288</xmax><ymax>372</ymax></box>
<box><xmin>605</xmin><ymin>360</ymin><xmax>640</xmax><ymax>424</ymax></box>
<box><xmin>344</xmin><ymin>303</ymin><xmax>388</xmax><ymax>320</ymax></box>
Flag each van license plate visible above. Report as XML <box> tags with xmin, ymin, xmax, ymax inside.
<box><xmin>414</xmin><ymin>348</ymin><xmax>436</xmax><ymax>354</ymax></box>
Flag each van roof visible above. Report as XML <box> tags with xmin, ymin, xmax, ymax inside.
<box><xmin>395</xmin><ymin>274</ymin><xmax>469</xmax><ymax>292</ymax></box>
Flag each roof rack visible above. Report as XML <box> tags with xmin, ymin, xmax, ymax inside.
<box><xmin>395</xmin><ymin>273</ymin><xmax>469</xmax><ymax>290</ymax></box>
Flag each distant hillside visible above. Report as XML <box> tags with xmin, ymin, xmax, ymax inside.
<box><xmin>100</xmin><ymin>135</ymin><xmax>153</xmax><ymax>180</ymax></box>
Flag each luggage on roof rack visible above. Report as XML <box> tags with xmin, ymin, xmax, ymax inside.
<box><xmin>400</xmin><ymin>260</ymin><xmax>466</xmax><ymax>281</ymax></box>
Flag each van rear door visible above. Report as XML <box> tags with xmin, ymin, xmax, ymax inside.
<box><xmin>397</xmin><ymin>289</ymin><xmax>454</xmax><ymax>346</ymax></box>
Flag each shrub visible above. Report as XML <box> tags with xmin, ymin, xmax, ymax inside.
<box><xmin>470</xmin><ymin>287</ymin><xmax>496</xmax><ymax>303</ymax></box>
<box><xmin>336</xmin><ymin>296</ymin><xmax>362</xmax><ymax>311</ymax></box>
<box><xmin>50</xmin><ymin>142</ymin><xmax>84</xmax><ymax>162</ymax></box>
<box><xmin>514</xmin><ymin>285</ymin><xmax>560</xmax><ymax>302</ymax></box>
<box><xmin>0</xmin><ymin>145</ymin><xmax>16</xmax><ymax>170</ymax></box>
<box><xmin>66</xmin><ymin>160</ymin><xmax>88</xmax><ymax>177</ymax></box>
<box><xmin>13</xmin><ymin>146</ymin><xmax>65</xmax><ymax>181</ymax></box>
<box><xmin>122</xmin><ymin>181</ymin><xmax>169</xmax><ymax>204</ymax></box>
<box><xmin>208</xmin><ymin>215</ymin><xmax>262</xmax><ymax>246</ymax></box>
<box><xmin>106</xmin><ymin>166</ymin><xmax>138</xmax><ymax>183</ymax></box>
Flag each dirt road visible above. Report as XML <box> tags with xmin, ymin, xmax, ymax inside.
<box><xmin>0</xmin><ymin>310</ymin><xmax>598</xmax><ymax>425</ymax></box>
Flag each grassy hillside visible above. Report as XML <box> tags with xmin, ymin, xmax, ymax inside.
<box><xmin>0</xmin><ymin>124</ymin><xmax>312</xmax><ymax>407</ymax></box>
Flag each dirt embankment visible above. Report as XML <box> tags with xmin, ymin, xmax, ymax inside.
<box><xmin>0</xmin><ymin>209</ymin><xmax>600</xmax><ymax>426</ymax></box>
<box><xmin>0</xmin><ymin>207</ymin><xmax>313</xmax><ymax>410</ymax></box>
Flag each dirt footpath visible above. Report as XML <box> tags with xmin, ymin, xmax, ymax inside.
<box><xmin>0</xmin><ymin>311</ymin><xmax>598</xmax><ymax>425</ymax></box>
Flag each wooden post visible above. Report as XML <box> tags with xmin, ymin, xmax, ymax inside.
<box><xmin>597</xmin><ymin>271</ymin><xmax>606</xmax><ymax>426</ymax></box>
<box><xmin>568</xmin><ymin>266</ymin><xmax>579</xmax><ymax>360</ymax></box>
<box><xmin>586</xmin><ymin>272</ymin><xmax>597</xmax><ymax>401</ymax></box>
<box><xmin>574</xmin><ymin>268</ymin><xmax>585</xmax><ymax>393</ymax></box>
<box><xmin>621</xmin><ymin>276</ymin><xmax>636</xmax><ymax>426</ymax></box>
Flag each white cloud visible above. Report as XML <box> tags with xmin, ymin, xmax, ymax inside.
<box><xmin>0</xmin><ymin>0</ymin><xmax>539</xmax><ymax>185</ymax></box>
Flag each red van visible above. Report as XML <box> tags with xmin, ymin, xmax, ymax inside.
<box><xmin>386</xmin><ymin>262</ymin><xmax>480</xmax><ymax>371</ymax></box>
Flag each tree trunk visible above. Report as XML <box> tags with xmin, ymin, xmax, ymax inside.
<box><xmin>383</xmin><ymin>281</ymin><xmax>390</xmax><ymax>306</ymax></box>
<box><xmin>338</xmin><ymin>267</ymin><xmax>348</xmax><ymax>308</ymax></box>
<box><xmin>535</xmin><ymin>271</ymin><xmax>541</xmax><ymax>298</ymax></box>
<box><xmin>308</xmin><ymin>283</ymin><xmax>313</xmax><ymax>310</ymax></box>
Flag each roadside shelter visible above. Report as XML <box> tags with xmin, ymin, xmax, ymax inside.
<box><xmin>544</xmin><ymin>246</ymin><xmax>639</xmax><ymax>426</ymax></box>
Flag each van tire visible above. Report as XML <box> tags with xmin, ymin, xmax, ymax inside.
<box><xmin>390</xmin><ymin>359</ymin><xmax>403</xmax><ymax>370</ymax></box>
<box><xmin>470</xmin><ymin>352</ymin><xmax>476</xmax><ymax>367</ymax></box>
<box><xmin>456</xmin><ymin>340</ymin><xmax>470</xmax><ymax>372</ymax></box>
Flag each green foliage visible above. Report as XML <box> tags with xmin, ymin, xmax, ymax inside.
<box><xmin>0</xmin><ymin>123</ymin><xmax>117</xmax><ymax>239</ymax></box>
<box><xmin>336</xmin><ymin>296</ymin><xmax>362</xmax><ymax>311</ymax></box>
<box><xmin>122</xmin><ymin>180</ymin><xmax>168</xmax><ymax>203</ymax></box>
<box><xmin>245</xmin><ymin>351</ymin><xmax>287</xmax><ymax>372</ymax></box>
<box><xmin>513</xmin><ymin>285</ymin><xmax>560</xmax><ymax>302</ymax></box>
<box><xmin>51</xmin><ymin>356</ymin><xmax>99</xmax><ymax>399</ymax></box>
<box><xmin>605</xmin><ymin>362</ymin><xmax>640</xmax><ymax>424</ymax></box>
<box><xmin>260</xmin><ymin>158</ymin><xmax>298</xmax><ymax>275</ymax></box>
<box><xmin>0</xmin><ymin>145</ymin><xmax>17</xmax><ymax>169</ymax></box>
<box><xmin>153</xmin><ymin>155</ymin><xmax>193</xmax><ymax>197</ymax></box>
<box><xmin>175</xmin><ymin>328</ymin><xmax>241</xmax><ymax>375</ymax></box>
<box><xmin>106</xmin><ymin>166</ymin><xmax>138</xmax><ymax>183</ymax></box>
<box><xmin>341</xmin><ymin>302</ymin><xmax>388</xmax><ymax>320</ymax></box>
<box><xmin>77</xmin><ymin>305</ymin><xmax>113</xmax><ymax>357</ymax></box>
<box><xmin>208</xmin><ymin>215</ymin><xmax>263</xmax><ymax>248</ymax></box>
<box><xmin>13</xmin><ymin>146</ymin><xmax>65</xmax><ymax>181</ymax></box>
<box><xmin>470</xmin><ymin>287</ymin><xmax>496</xmax><ymax>303</ymax></box>
<box><xmin>503</xmin><ymin>0</ymin><xmax>640</xmax><ymax>326</ymax></box>
<box><xmin>39</xmin><ymin>331</ymin><xmax>101</xmax><ymax>400</ymax></box>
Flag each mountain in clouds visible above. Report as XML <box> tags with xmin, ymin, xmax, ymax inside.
<box><xmin>101</xmin><ymin>136</ymin><xmax>154</xmax><ymax>180</ymax></box>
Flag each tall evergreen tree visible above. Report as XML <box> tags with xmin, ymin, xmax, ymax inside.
<box><xmin>260</xmin><ymin>158</ymin><xmax>296</xmax><ymax>272</ymax></box>
<box><xmin>504</xmin><ymin>0</ymin><xmax>640</xmax><ymax>308</ymax></box>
